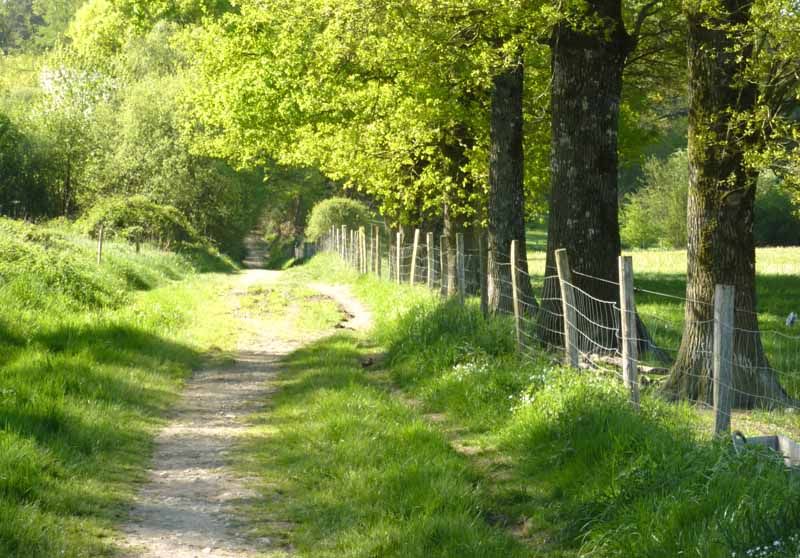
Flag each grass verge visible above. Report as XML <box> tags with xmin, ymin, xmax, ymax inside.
<box><xmin>238</xmin><ymin>263</ymin><xmax>528</xmax><ymax>558</ymax></box>
<box><xmin>252</xmin><ymin>253</ymin><xmax>800</xmax><ymax>558</ymax></box>
<box><xmin>0</xmin><ymin>218</ymin><xmax>239</xmax><ymax>557</ymax></box>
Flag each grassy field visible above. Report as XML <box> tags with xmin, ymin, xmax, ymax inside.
<box><xmin>241</xmin><ymin>254</ymin><xmax>800</xmax><ymax>558</ymax></box>
<box><xmin>526</xmin><ymin>226</ymin><xmax>800</xmax><ymax>400</ymax></box>
<box><xmin>0</xmin><ymin>218</ymin><xmax>240</xmax><ymax>557</ymax></box>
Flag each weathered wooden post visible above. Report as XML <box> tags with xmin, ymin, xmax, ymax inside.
<box><xmin>341</xmin><ymin>225</ymin><xmax>348</xmax><ymax>261</ymax></box>
<box><xmin>388</xmin><ymin>228</ymin><xmax>395</xmax><ymax>280</ymax></box>
<box><xmin>96</xmin><ymin>225</ymin><xmax>105</xmax><ymax>265</ymax></box>
<box><xmin>479</xmin><ymin>231</ymin><xmax>489</xmax><ymax>318</ymax></box>
<box><xmin>396</xmin><ymin>231</ymin><xmax>403</xmax><ymax>284</ymax></box>
<box><xmin>456</xmin><ymin>232</ymin><xmax>466</xmax><ymax>305</ymax></box>
<box><xmin>555</xmin><ymin>249</ymin><xmax>579</xmax><ymax>368</ymax></box>
<box><xmin>714</xmin><ymin>284</ymin><xmax>735</xmax><ymax>436</ymax></box>
<box><xmin>439</xmin><ymin>235</ymin><xmax>447</xmax><ymax>296</ymax></box>
<box><xmin>369</xmin><ymin>225</ymin><xmax>380</xmax><ymax>275</ymax></box>
<box><xmin>410</xmin><ymin>229</ymin><xmax>421</xmax><ymax>285</ymax></box>
<box><xmin>363</xmin><ymin>227</ymin><xmax>369</xmax><ymax>274</ymax></box>
<box><xmin>347</xmin><ymin>230</ymin><xmax>357</xmax><ymax>268</ymax></box>
<box><xmin>510</xmin><ymin>240</ymin><xmax>523</xmax><ymax>351</ymax></box>
<box><xmin>426</xmin><ymin>232</ymin><xmax>434</xmax><ymax>289</ymax></box>
<box><xmin>362</xmin><ymin>228</ymin><xmax>368</xmax><ymax>274</ymax></box>
<box><xmin>618</xmin><ymin>256</ymin><xmax>640</xmax><ymax>409</ymax></box>
<box><xmin>375</xmin><ymin>225</ymin><xmax>382</xmax><ymax>278</ymax></box>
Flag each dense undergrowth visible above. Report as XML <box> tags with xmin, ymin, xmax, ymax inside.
<box><xmin>0</xmin><ymin>218</ymin><xmax>238</xmax><ymax>557</ymax></box>
<box><xmin>285</xmin><ymin>254</ymin><xmax>800</xmax><ymax>558</ymax></box>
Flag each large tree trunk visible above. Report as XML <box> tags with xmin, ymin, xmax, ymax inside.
<box><xmin>664</xmin><ymin>0</ymin><xmax>788</xmax><ymax>407</ymax></box>
<box><xmin>487</xmin><ymin>57</ymin><xmax>538</xmax><ymax>315</ymax></box>
<box><xmin>538</xmin><ymin>1</ymin><xmax>631</xmax><ymax>350</ymax></box>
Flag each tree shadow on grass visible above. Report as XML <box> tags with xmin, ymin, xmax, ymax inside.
<box><xmin>0</xmin><ymin>321</ymin><xmax>204</xmax><ymax>557</ymax></box>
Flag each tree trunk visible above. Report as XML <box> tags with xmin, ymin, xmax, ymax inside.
<box><xmin>664</xmin><ymin>0</ymin><xmax>788</xmax><ymax>407</ymax></box>
<box><xmin>487</xmin><ymin>57</ymin><xmax>538</xmax><ymax>315</ymax></box>
<box><xmin>538</xmin><ymin>1</ymin><xmax>631</xmax><ymax>349</ymax></box>
<box><xmin>441</xmin><ymin>124</ymin><xmax>479</xmax><ymax>297</ymax></box>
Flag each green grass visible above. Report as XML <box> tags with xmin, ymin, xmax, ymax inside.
<box><xmin>241</xmin><ymin>282</ymin><xmax>343</xmax><ymax>338</ymax></box>
<box><xmin>237</xmin><ymin>262</ymin><xmax>528</xmax><ymax>558</ymax></box>
<box><xmin>526</xmin><ymin>225</ymin><xmax>800</xmax><ymax>401</ymax></box>
<box><xmin>0</xmin><ymin>218</ymin><xmax>240</xmax><ymax>557</ymax></box>
<box><xmin>260</xmin><ymin>253</ymin><xmax>800</xmax><ymax>558</ymax></box>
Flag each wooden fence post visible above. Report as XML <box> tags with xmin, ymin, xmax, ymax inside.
<box><xmin>714</xmin><ymin>284</ymin><xmax>735</xmax><ymax>436</ymax></box>
<box><xmin>341</xmin><ymin>225</ymin><xmax>347</xmax><ymax>261</ymax></box>
<box><xmin>369</xmin><ymin>225</ymin><xmax>376</xmax><ymax>273</ymax></box>
<box><xmin>555</xmin><ymin>249</ymin><xmax>579</xmax><ymax>368</ymax></box>
<box><xmin>618</xmin><ymin>256</ymin><xmax>640</xmax><ymax>409</ymax></box>
<box><xmin>375</xmin><ymin>225</ymin><xmax>382</xmax><ymax>278</ymax></box>
<box><xmin>456</xmin><ymin>232</ymin><xmax>465</xmax><ymax>305</ymax></box>
<box><xmin>439</xmin><ymin>235</ymin><xmax>447</xmax><ymax>296</ymax></box>
<box><xmin>355</xmin><ymin>229</ymin><xmax>361</xmax><ymax>270</ymax></box>
<box><xmin>96</xmin><ymin>225</ymin><xmax>105</xmax><ymax>265</ymax></box>
<box><xmin>396</xmin><ymin>231</ymin><xmax>403</xmax><ymax>284</ymax></box>
<box><xmin>363</xmin><ymin>228</ymin><xmax>368</xmax><ymax>274</ymax></box>
<box><xmin>361</xmin><ymin>227</ymin><xmax>369</xmax><ymax>275</ymax></box>
<box><xmin>426</xmin><ymin>232</ymin><xmax>434</xmax><ymax>289</ymax></box>
<box><xmin>510</xmin><ymin>240</ymin><xmax>522</xmax><ymax>350</ymax></box>
<box><xmin>410</xmin><ymin>229</ymin><xmax>421</xmax><ymax>285</ymax></box>
<box><xmin>348</xmin><ymin>230</ymin><xmax>358</xmax><ymax>268</ymax></box>
<box><xmin>479</xmin><ymin>231</ymin><xmax>489</xmax><ymax>318</ymax></box>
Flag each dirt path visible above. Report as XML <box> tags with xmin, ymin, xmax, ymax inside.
<box><xmin>121</xmin><ymin>269</ymin><xmax>290</xmax><ymax>558</ymax></box>
<box><xmin>120</xmin><ymin>271</ymin><xmax>372</xmax><ymax>558</ymax></box>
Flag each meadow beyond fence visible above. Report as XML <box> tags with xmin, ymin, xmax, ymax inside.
<box><xmin>310</xmin><ymin>224</ymin><xmax>800</xmax><ymax>460</ymax></box>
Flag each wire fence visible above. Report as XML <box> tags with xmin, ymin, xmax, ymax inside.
<box><xmin>311</xmin><ymin>225</ymin><xmax>800</xmax><ymax>465</ymax></box>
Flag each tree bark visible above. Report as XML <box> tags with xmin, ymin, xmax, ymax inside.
<box><xmin>487</xmin><ymin>57</ymin><xmax>538</xmax><ymax>315</ymax></box>
<box><xmin>441</xmin><ymin>124</ymin><xmax>479</xmax><ymax>297</ymax></box>
<box><xmin>538</xmin><ymin>0</ymin><xmax>631</xmax><ymax>349</ymax></box>
<box><xmin>664</xmin><ymin>0</ymin><xmax>788</xmax><ymax>407</ymax></box>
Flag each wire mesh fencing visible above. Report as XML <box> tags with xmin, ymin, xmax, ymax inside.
<box><xmin>318</xmin><ymin>226</ymin><xmax>800</xmax><ymax>459</ymax></box>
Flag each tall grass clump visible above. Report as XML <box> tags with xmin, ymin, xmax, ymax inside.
<box><xmin>502</xmin><ymin>371</ymin><xmax>800</xmax><ymax>557</ymax></box>
<box><xmin>0</xmin><ymin>217</ymin><xmax>237</xmax><ymax>557</ymax></box>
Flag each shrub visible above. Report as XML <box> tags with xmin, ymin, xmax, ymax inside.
<box><xmin>621</xmin><ymin>149</ymin><xmax>688</xmax><ymax>249</ymax></box>
<box><xmin>80</xmin><ymin>196</ymin><xmax>202</xmax><ymax>250</ymax></box>
<box><xmin>621</xmin><ymin>150</ymin><xmax>800</xmax><ymax>249</ymax></box>
<box><xmin>305</xmin><ymin>197</ymin><xmax>371</xmax><ymax>241</ymax></box>
<box><xmin>754</xmin><ymin>172</ymin><xmax>800</xmax><ymax>246</ymax></box>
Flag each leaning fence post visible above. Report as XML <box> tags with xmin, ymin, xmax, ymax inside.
<box><xmin>714</xmin><ymin>284</ymin><xmax>735</xmax><ymax>436</ymax></box>
<box><xmin>396</xmin><ymin>231</ymin><xmax>403</xmax><ymax>284</ymax></box>
<box><xmin>618</xmin><ymin>256</ymin><xmax>640</xmax><ymax>409</ymax></box>
<box><xmin>456</xmin><ymin>232</ymin><xmax>466</xmax><ymax>305</ymax></box>
<box><xmin>479</xmin><ymin>231</ymin><xmax>489</xmax><ymax>318</ymax></box>
<box><xmin>510</xmin><ymin>240</ymin><xmax>523</xmax><ymax>351</ymax></box>
<box><xmin>555</xmin><ymin>248</ymin><xmax>579</xmax><ymax>368</ymax></box>
<box><xmin>410</xmin><ymin>229</ymin><xmax>421</xmax><ymax>285</ymax></box>
<box><xmin>96</xmin><ymin>225</ymin><xmax>105</xmax><ymax>265</ymax></box>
